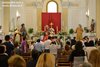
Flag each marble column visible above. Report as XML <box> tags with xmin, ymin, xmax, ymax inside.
<box><xmin>62</xmin><ymin>8</ymin><xmax>68</xmax><ymax>32</ymax></box>
<box><xmin>96</xmin><ymin>0</ymin><xmax>100</xmax><ymax>38</ymax></box>
<box><xmin>3</xmin><ymin>0</ymin><xmax>10</xmax><ymax>34</ymax></box>
<box><xmin>37</xmin><ymin>2</ymin><xmax>42</xmax><ymax>32</ymax></box>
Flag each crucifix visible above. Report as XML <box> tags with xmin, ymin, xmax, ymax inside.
<box><xmin>50</xmin><ymin>22</ymin><xmax>53</xmax><ymax>28</ymax></box>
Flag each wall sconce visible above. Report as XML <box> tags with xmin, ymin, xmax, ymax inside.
<box><xmin>16</xmin><ymin>10</ymin><xmax>20</xmax><ymax>20</ymax></box>
<box><xmin>86</xmin><ymin>9</ymin><xmax>90</xmax><ymax>17</ymax></box>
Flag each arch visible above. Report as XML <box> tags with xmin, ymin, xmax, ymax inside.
<box><xmin>46</xmin><ymin>1</ymin><xmax>58</xmax><ymax>13</ymax></box>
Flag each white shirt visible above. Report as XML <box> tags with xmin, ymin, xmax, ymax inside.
<box><xmin>50</xmin><ymin>44</ymin><xmax>59</xmax><ymax>55</ymax></box>
<box><xmin>84</xmin><ymin>47</ymin><xmax>97</xmax><ymax>59</ymax></box>
<box><xmin>29</xmin><ymin>44</ymin><xmax>34</xmax><ymax>51</ymax></box>
<box><xmin>44</xmin><ymin>39</ymin><xmax>52</xmax><ymax>49</ymax></box>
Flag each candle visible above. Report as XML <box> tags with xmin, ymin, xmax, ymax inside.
<box><xmin>56</xmin><ymin>26</ymin><xmax>58</xmax><ymax>33</ymax></box>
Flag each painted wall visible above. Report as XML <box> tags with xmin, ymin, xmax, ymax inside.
<box><xmin>10</xmin><ymin>0</ymin><xmax>37</xmax><ymax>33</ymax></box>
<box><xmin>0</xmin><ymin>0</ymin><xmax>3</xmax><ymax>26</ymax></box>
<box><xmin>67</xmin><ymin>0</ymin><xmax>96</xmax><ymax>33</ymax></box>
<box><xmin>3</xmin><ymin>0</ymin><xmax>10</xmax><ymax>34</ymax></box>
<box><xmin>1</xmin><ymin>0</ymin><xmax>96</xmax><ymax>34</ymax></box>
<box><xmin>68</xmin><ymin>0</ymin><xmax>87</xmax><ymax>32</ymax></box>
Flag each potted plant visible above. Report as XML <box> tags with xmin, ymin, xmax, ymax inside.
<box><xmin>28</xmin><ymin>28</ymin><xmax>33</xmax><ymax>38</ymax></box>
<box><xmin>69</xmin><ymin>28</ymin><xmax>74</xmax><ymax>34</ymax></box>
<box><xmin>69</xmin><ymin>28</ymin><xmax>74</xmax><ymax>38</ymax></box>
<box><xmin>84</xmin><ymin>27</ymin><xmax>89</xmax><ymax>33</ymax></box>
<box><xmin>84</xmin><ymin>27</ymin><xmax>90</xmax><ymax>36</ymax></box>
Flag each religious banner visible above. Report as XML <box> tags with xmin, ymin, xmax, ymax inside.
<box><xmin>42</xmin><ymin>13</ymin><xmax>61</xmax><ymax>34</ymax></box>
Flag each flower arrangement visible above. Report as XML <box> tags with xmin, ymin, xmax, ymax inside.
<box><xmin>28</xmin><ymin>28</ymin><xmax>33</xmax><ymax>34</ymax></box>
<box><xmin>58</xmin><ymin>32</ymin><xmax>67</xmax><ymax>35</ymax></box>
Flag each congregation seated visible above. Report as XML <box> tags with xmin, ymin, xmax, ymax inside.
<box><xmin>84</xmin><ymin>37</ymin><xmax>89</xmax><ymax>47</ymax></box>
<box><xmin>62</xmin><ymin>44</ymin><xmax>72</xmax><ymax>55</ymax></box>
<box><xmin>1</xmin><ymin>29</ymin><xmax>100</xmax><ymax>67</ymax></box>
<box><xmin>84</xmin><ymin>40</ymin><xmax>97</xmax><ymax>59</ymax></box>
<box><xmin>86</xmin><ymin>40</ymin><xmax>95</xmax><ymax>47</ymax></box>
<box><xmin>0</xmin><ymin>45</ymin><xmax>9</xmax><ymax>67</ymax></box>
<box><xmin>8</xmin><ymin>54</ymin><xmax>26</xmax><ymax>67</ymax></box>
<box><xmin>66</xmin><ymin>41</ymin><xmax>71</xmax><ymax>48</ymax></box>
<box><xmin>71</xmin><ymin>37</ymin><xmax>76</xmax><ymax>47</ymax></box>
<box><xmin>56</xmin><ymin>45</ymin><xmax>72</xmax><ymax>67</ymax></box>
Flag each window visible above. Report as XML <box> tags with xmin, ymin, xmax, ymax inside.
<box><xmin>47</xmin><ymin>1</ymin><xmax>57</xmax><ymax>13</ymax></box>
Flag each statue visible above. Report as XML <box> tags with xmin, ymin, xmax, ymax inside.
<box><xmin>90</xmin><ymin>19</ymin><xmax>95</xmax><ymax>33</ymax></box>
<box><xmin>76</xmin><ymin>24</ymin><xmax>83</xmax><ymax>41</ymax></box>
<box><xmin>20</xmin><ymin>23</ymin><xmax>27</xmax><ymax>37</ymax></box>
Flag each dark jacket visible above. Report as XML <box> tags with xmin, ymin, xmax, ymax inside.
<box><xmin>3</xmin><ymin>42</ymin><xmax>14</xmax><ymax>57</ymax></box>
<box><xmin>27</xmin><ymin>59</ymin><xmax>38</xmax><ymax>67</ymax></box>
<box><xmin>69</xmin><ymin>50</ymin><xmax>85</xmax><ymax>62</ymax></box>
<box><xmin>0</xmin><ymin>54</ymin><xmax>9</xmax><ymax>67</ymax></box>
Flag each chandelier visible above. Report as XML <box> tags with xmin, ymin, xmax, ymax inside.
<box><xmin>33</xmin><ymin>0</ymin><xmax>45</xmax><ymax>8</ymax></box>
<box><xmin>60</xmin><ymin>0</ymin><xmax>78</xmax><ymax>8</ymax></box>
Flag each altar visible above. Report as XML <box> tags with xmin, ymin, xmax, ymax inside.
<box><xmin>42</xmin><ymin>13</ymin><xmax>61</xmax><ymax>34</ymax></box>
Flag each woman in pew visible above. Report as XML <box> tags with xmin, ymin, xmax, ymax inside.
<box><xmin>62</xmin><ymin>43</ymin><xmax>72</xmax><ymax>55</ymax></box>
<box><xmin>36</xmin><ymin>53</ymin><xmax>55</xmax><ymax>67</ymax></box>
<box><xmin>86</xmin><ymin>40</ymin><xmax>95</xmax><ymax>47</ymax></box>
<box><xmin>69</xmin><ymin>41</ymin><xmax>85</xmax><ymax>62</ymax></box>
<box><xmin>88</xmin><ymin>49</ymin><xmax>100</xmax><ymax>67</ymax></box>
<box><xmin>8</xmin><ymin>55</ymin><xmax>26</xmax><ymax>67</ymax></box>
<box><xmin>8</xmin><ymin>54</ymin><xmax>26</xmax><ymax>67</ymax></box>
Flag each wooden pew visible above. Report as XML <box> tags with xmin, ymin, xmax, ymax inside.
<box><xmin>56</xmin><ymin>55</ymin><xmax>72</xmax><ymax>67</ymax></box>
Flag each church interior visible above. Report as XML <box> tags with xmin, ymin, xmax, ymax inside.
<box><xmin>0</xmin><ymin>0</ymin><xmax>100</xmax><ymax>67</ymax></box>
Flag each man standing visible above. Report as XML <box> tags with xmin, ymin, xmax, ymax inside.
<box><xmin>44</xmin><ymin>36</ymin><xmax>52</xmax><ymax>53</ymax></box>
<box><xmin>20</xmin><ymin>24</ymin><xmax>27</xmax><ymax>38</ymax></box>
<box><xmin>90</xmin><ymin>19</ymin><xmax>95</xmax><ymax>32</ymax></box>
<box><xmin>3</xmin><ymin>35</ymin><xmax>14</xmax><ymax>57</ymax></box>
<box><xmin>34</xmin><ymin>39</ymin><xmax>44</xmax><ymax>54</ymax></box>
